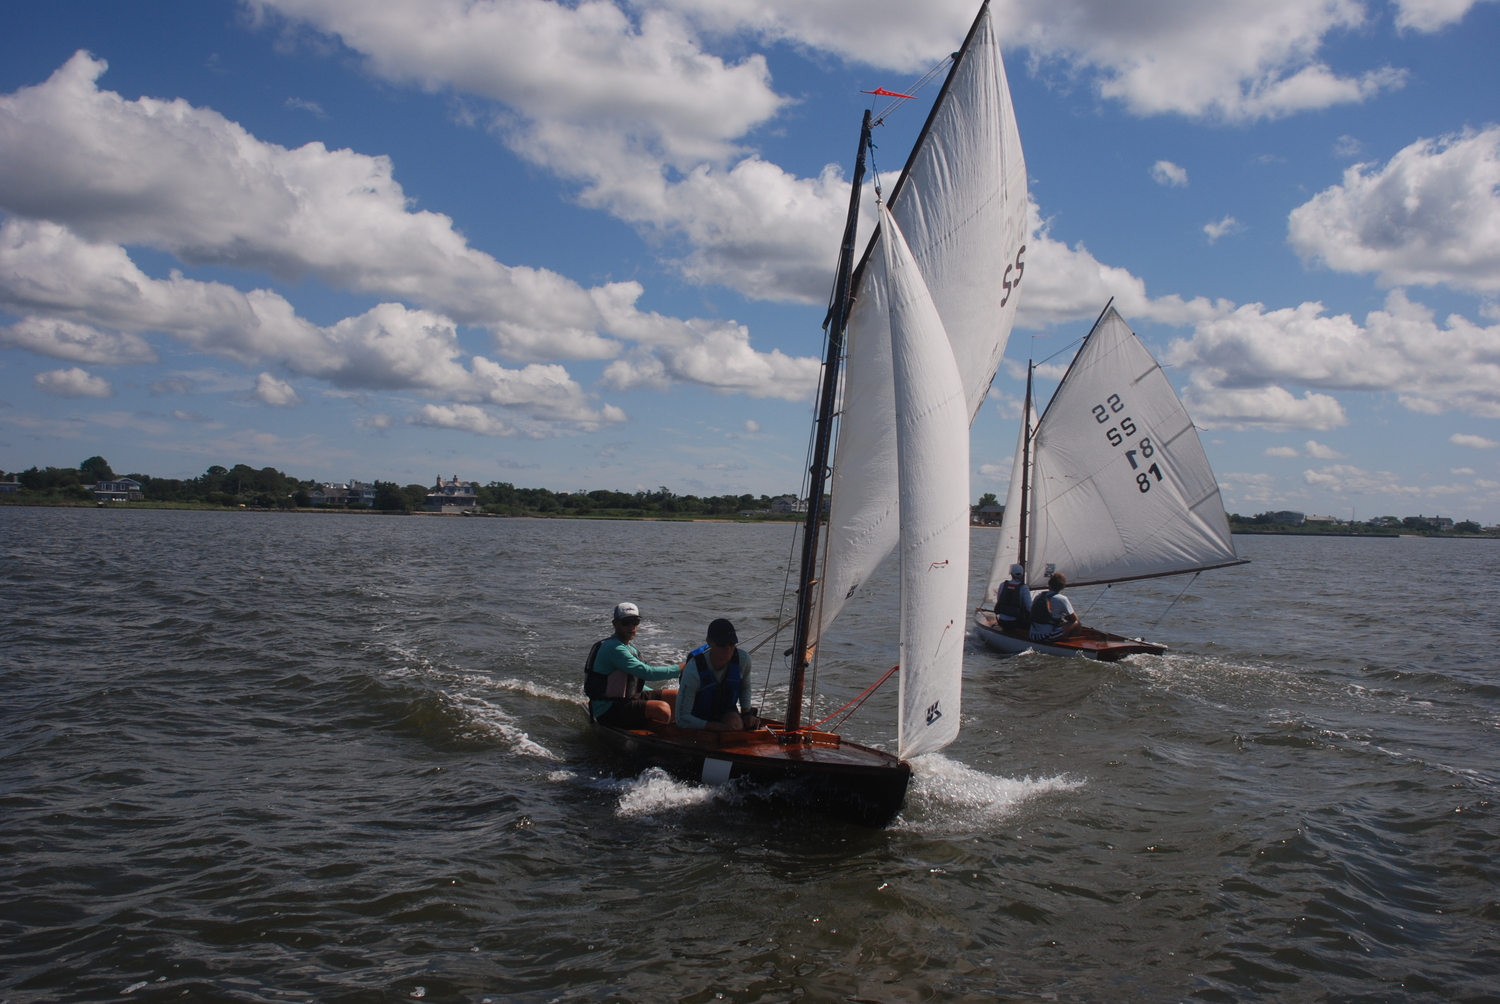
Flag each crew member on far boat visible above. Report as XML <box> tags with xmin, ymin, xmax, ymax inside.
<box><xmin>1029</xmin><ymin>572</ymin><xmax>1081</xmax><ymax>643</ymax></box>
<box><xmin>676</xmin><ymin>618</ymin><xmax>760</xmax><ymax>733</ymax></box>
<box><xmin>995</xmin><ymin>563</ymin><xmax>1032</xmax><ymax>633</ymax></box>
<box><xmin>586</xmin><ymin>602</ymin><xmax>680</xmax><ymax>727</ymax></box>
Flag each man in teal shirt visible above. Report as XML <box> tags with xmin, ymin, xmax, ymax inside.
<box><xmin>587</xmin><ymin>602</ymin><xmax>681</xmax><ymax>728</ymax></box>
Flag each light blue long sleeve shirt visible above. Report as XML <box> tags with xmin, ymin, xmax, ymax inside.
<box><xmin>589</xmin><ymin>636</ymin><xmax>680</xmax><ymax>719</ymax></box>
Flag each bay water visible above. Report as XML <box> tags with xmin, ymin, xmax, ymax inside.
<box><xmin>2</xmin><ymin>508</ymin><xmax>1496</xmax><ymax>1002</ymax></box>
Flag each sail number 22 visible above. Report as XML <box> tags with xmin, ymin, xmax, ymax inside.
<box><xmin>1092</xmin><ymin>394</ymin><xmax>1164</xmax><ymax>492</ymax></box>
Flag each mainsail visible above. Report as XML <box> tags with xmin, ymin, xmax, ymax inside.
<box><xmin>985</xmin><ymin>307</ymin><xmax>1242</xmax><ymax>598</ymax></box>
<box><xmin>816</xmin><ymin>1</ymin><xmax>1027</xmax><ymax>641</ymax></box>
<box><xmin>877</xmin><ymin>203</ymin><xmax>969</xmax><ymax>760</ymax></box>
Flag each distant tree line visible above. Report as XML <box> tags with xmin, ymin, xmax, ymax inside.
<box><xmin>2</xmin><ymin>457</ymin><xmax>798</xmax><ymax>518</ymax></box>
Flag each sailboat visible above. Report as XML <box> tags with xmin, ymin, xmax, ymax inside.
<box><xmin>588</xmin><ymin>0</ymin><xmax>1028</xmax><ymax>825</ymax></box>
<box><xmin>973</xmin><ymin>303</ymin><xmax>1248</xmax><ymax>660</ymax></box>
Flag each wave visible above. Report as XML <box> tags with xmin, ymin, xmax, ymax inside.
<box><xmin>894</xmin><ymin>753</ymin><xmax>1082</xmax><ymax>834</ymax></box>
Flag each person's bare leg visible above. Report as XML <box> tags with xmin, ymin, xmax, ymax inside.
<box><xmin>644</xmin><ymin>700</ymin><xmax>672</xmax><ymax>724</ymax></box>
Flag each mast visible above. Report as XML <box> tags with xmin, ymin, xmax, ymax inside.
<box><xmin>1017</xmin><ymin>363</ymin><xmax>1032</xmax><ymax>569</ymax></box>
<box><xmin>786</xmin><ymin>109</ymin><xmax>872</xmax><ymax>732</ymax></box>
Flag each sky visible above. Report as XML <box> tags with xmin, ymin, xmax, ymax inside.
<box><xmin>1</xmin><ymin>0</ymin><xmax>1498</xmax><ymax>521</ymax></box>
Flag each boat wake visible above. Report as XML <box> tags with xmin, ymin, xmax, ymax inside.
<box><xmin>550</xmin><ymin>766</ymin><xmax>723</xmax><ymax>819</ymax></box>
<box><xmin>895</xmin><ymin>753</ymin><xmax>1081</xmax><ymax>834</ymax></box>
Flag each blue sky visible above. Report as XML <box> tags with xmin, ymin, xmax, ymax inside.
<box><xmin>1</xmin><ymin>0</ymin><xmax>1497</xmax><ymax>520</ymax></box>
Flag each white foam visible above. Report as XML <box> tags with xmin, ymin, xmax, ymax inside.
<box><xmin>445</xmin><ymin>689</ymin><xmax>559</xmax><ymax>760</ymax></box>
<box><xmin>894</xmin><ymin>752</ymin><xmax>1082</xmax><ymax>834</ymax></box>
<box><xmin>613</xmin><ymin>767</ymin><xmax>719</xmax><ymax>818</ymax></box>
<box><xmin>491</xmin><ymin>677</ymin><xmax>583</xmax><ymax>705</ymax></box>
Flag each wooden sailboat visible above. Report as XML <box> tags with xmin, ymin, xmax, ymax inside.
<box><xmin>973</xmin><ymin>303</ymin><xmax>1248</xmax><ymax>661</ymax></box>
<box><xmin>591</xmin><ymin>1</ymin><xmax>1028</xmax><ymax>824</ymax></box>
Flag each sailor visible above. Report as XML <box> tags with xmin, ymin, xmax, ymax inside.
<box><xmin>676</xmin><ymin>618</ymin><xmax>760</xmax><ymax>733</ymax></box>
<box><xmin>584</xmin><ymin>602</ymin><xmax>681</xmax><ymax>727</ymax></box>
<box><xmin>1029</xmin><ymin>572</ymin><xmax>1081</xmax><ymax>642</ymax></box>
<box><xmin>995</xmin><ymin>563</ymin><xmax>1032</xmax><ymax>633</ymax></box>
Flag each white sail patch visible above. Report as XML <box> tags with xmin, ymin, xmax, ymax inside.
<box><xmin>879</xmin><ymin>204</ymin><xmax>969</xmax><ymax>761</ymax></box>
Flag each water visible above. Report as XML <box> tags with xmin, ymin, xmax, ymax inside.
<box><xmin>2</xmin><ymin>508</ymin><xmax>1497</xmax><ymax>1003</ymax></box>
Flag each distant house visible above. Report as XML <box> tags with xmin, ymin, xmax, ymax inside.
<box><xmin>426</xmin><ymin>475</ymin><xmax>480</xmax><ymax>513</ymax></box>
<box><xmin>309</xmin><ymin>480</ymin><xmax>377</xmax><ymax>507</ymax></box>
<box><xmin>89</xmin><ymin>478</ymin><xmax>143</xmax><ymax>502</ymax></box>
<box><xmin>0</xmin><ymin>476</ymin><xmax>19</xmax><ymax>494</ymax></box>
<box><xmin>972</xmin><ymin>504</ymin><xmax>1005</xmax><ymax>525</ymax></box>
<box><xmin>770</xmin><ymin>495</ymin><xmax>807</xmax><ymax>514</ymax></box>
<box><xmin>1304</xmin><ymin>514</ymin><xmax>1339</xmax><ymax>524</ymax></box>
<box><xmin>1272</xmin><ymin>510</ymin><xmax>1305</xmax><ymax>526</ymax></box>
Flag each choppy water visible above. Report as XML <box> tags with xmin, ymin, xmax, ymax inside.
<box><xmin>2</xmin><ymin>508</ymin><xmax>1497</xmax><ymax>1003</ymax></box>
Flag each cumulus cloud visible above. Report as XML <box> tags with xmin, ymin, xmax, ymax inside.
<box><xmin>1203</xmin><ymin>215</ymin><xmax>1244</xmax><ymax>243</ymax></box>
<box><xmin>1015</xmin><ymin>203</ymin><xmax>1232</xmax><ymax>328</ymax></box>
<box><xmin>1288</xmin><ymin>126</ymin><xmax>1500</xmax><ymax>293</ymax></box>
<box><xmin>662</xmin><ymin>0</ymin><xmax>1405</xmax><ymax>121</ymax></box>
<box><xmin>1303</xmin><ymin>464</ymin><xmax>1422</xmax><ymax>495</ymax></box>
<box><xmin>1304</xmin><ymin>439</ymin><xmax>1345</xmax><ymax>458</ymax></box>
<box><xmin>1333</xmin><ymin>134</ymin><xmax>1363</xmax><ymax>158</ymax></box>
<box><xmin>1168</xmin><ymin>290</ymin><xmax>1500</xmax><ymax>419</ymax></box>
<box><xmin>1180</xmin><ymin>375</ymin><xmax>1348</xmax><ymax>431</ymax></box>
<box><xmin>1263</xmin><ymin>445</ymin><xmax>1301</xmax><ymax>457</ymax></box>
<box><xmin>0</xmin><ymin>51</ymin><xmax>813</xmax><ymax>399</ymax></box>
<box><xmin>601</xmin><ymin>321</ymin><xmax>819</xmax><ymax>401</ymax></box>
<box><xmin>0</xmin><ymin>315</ymin><xmax>157</xmax><ymax>365</ymax></box>
<box><xmin>1451</xmin><ymin>433</ymin><xmax>1499</xmax><ymax>448</ymax></box>
<box><xmin>1391</xmin><ymin>0</ymin><xmax>1495</xmax><ymax>32</ymax></box>
<box><xmin>253</xmin><ymin>372</ymin><xmax>302</xmax><ymax>407</ymax></box>
<box><xmin>1151</xmin><ymin>160</ymin><xmax>1188</xmax><ymax>186</ymax></box>
<box><xmin>34</xmin><ymin>365</ymin><xmax>113</xmax><ymax>398</ymax></box>
<box><xmin>409</xmin><ymin>403</ymin><xmax>516</xmax><ymax>437</ymax></box>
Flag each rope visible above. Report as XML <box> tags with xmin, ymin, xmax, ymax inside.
<box><xmin>810</xmin><ymin>664</ymin><xmax>899</xmax><ymax>732</ymax></box>
<box><xmin>1079</xmin><ymin>583</ymin><xmax>1111</xmax><ymax>617</ymax></box>
<box><xmin>745</xmin><ymin>615</ymin><xmax>795</xmax><ymax>656</ymax></box>
<box><xmin>1150</xmin><ymin>571</ymin><xmax>1200</xmax><ymax>631</ymax></box>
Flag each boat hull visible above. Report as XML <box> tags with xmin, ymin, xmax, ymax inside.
<box><xmin>590</xmin><ymin>717</ymin><xmax>911</xmax><ymax>827</ymax></box>
<box><xmin>973</xmin><ymin>609</ymin><xmax>1166</xmax><ymax>662</ymax></box>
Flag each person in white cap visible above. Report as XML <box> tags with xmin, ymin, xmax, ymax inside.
<box><xmin>995</xmin><ymin>563</ymin><xmax>1032</xmax><ymax>634</ymax></box>
<box><xmin>583</xmin><ymin>602</ymin><xmax>680</xmax><ymax>727</ymax></box>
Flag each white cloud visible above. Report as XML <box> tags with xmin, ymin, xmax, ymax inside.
<box><xmin>1333</xmin><ymin>134</ymin><xmax>1363</xmax><ymax>158</ymax></box>
<box><xmin>1203</xmin><ymin>215</ymin><xmax>1244</xmax><ymax>243</ymax></box>
<box><xmin>1180</xmin><ymin>375</ymin><xmax>1347</xmax><ymax>431</ymax></box>
<box><xmin>1263</xmin><ymin>445</ymin><xmax>1301</xmax><ymax>457</ymax></box>
<box><xmin>409</xmin><ymin>403</ymin><xmax>517</xmax><ymax>437</ymax></box>
<box><xmin>1150</xmin><ymin>160</ymin><xmax>1188</xmax><ymax>187</ymax></box>
<box><xmin>1302</xmin><ymin>464</ymin><xmax>1422</xmax><ymax>495</ymax></box>
<box><xmin>743</xmin><ymin>419</ymin><xmax>760</xmax><ymax>433</ymax></box>
<box><xmin>357</xmin><ymin>413</ymin><xmax>393</xmax><ymax>430</ymax></box>
<box><xmin>285</xmin><ymin>96</ymin><xmax>326</xmax><ymax>116</ymax></box>
<box><xmin>1452</xmin><ymin>467</ymin><xmax>1476</xmax><ymax>474</ymax></box>
<box><xmin>1288</xmin><ymin>126</ymin><xmax>1500</xmax><ymax>293</ymax></box>
<box><xmin>1391</xmin><ymin>0</ymin><xmax>1496</xmax><ymax>32</ymax></box>
<box><xmin>253</xmin><ymin>372</ymin><xmax>303</xmax><ymax>407</ymax></box>
<box><xmin>662</xmin><ymin>0</ymin><xmax>1405</xmax><ymax>121</ymax></box>
<box><xmin>601</xmin><ymin>321</ymin><xmax>819</xmax><ymax>401</ymax></box>
<box><xmin>1304</xmin><ymin>439</ymin><xmax>1345</xmax><ymax>458</ymax></box>
<box><xmin>0</xmin><ymin>316</ymin><xmax>157</xmax><ymax>365</ymax></box>
<box><xmin>1016</xmin><ymin>203</ymin><xmax>1232</xmax><ymax>328</ymax></box>
<box><xmin>1168</xmin><ymin>290</ymin><xmax>1500</xmax><ymax>419</ymax></box>
<box><xmin>34</xmin><ymin>365</ymin><xmax>112</xmax><ymax>397</ymax></box>
<box><xmin>1451</xmin><ymin>433</ymin><xmax>1499</xmax><ymax>448</ymax></box>
<box><xmin>1217</xmin><ymin>470</ymin><xmax>1278</xmax><ymax>505</ymax></box>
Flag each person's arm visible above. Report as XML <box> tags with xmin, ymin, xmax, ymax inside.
<box><xmin>675</xmin><ymin>662</ymin><xmax>709</xmax><ymax>730</ymax></box>
<box><xmin>1057</xmin><ymin>595</ymin><xmax>1078</xmax><ymax>624</ymax></box>
<box><xmin>1019</xmin><ymin>584</ymin><xmax>1032</xmax><ymax>612</ymax></box>
<box><xmin>736</xmin><ymin>650</ymin><xmax>759</xmax><ymax>726</ymax></box>
<box><xmin>600</xmin><ymin>640</ymin><xmax>680</xmax><ymax>684</ymax></box>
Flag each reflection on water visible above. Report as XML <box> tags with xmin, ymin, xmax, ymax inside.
<box><xmin>1</xmin><ymin>508</ymin><xmax>1496</xmax><ymax>1002</ymax></box>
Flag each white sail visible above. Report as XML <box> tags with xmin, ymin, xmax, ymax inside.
<box><xmin>878</xmin><ymin>204</ymin><xmax>969</xmax><ymax>760</ymax></box>
<box><xmin>1023</xmin><ymin>308</ymin><xmax>1240</xmax><ymax>588</ymax></box>
<box><xmin>817</xmin><ymin>4</ymin><xmax>1027</xmax><ymax>639</ymax></box>
<box><xmin>984</xmin><ymin>395</ymin><xmax>1038</xmax><ymax>604</ymax></box>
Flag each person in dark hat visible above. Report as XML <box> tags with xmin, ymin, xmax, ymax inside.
<box><xmin>1029</xmin><ymin>572</ymin><xmax>1080</xmax><ymax>642</ymax></box>
<box><xmin>676</xmin><ymin>618</ymin><xmax>759</xmax><ymax>733</ymax></box>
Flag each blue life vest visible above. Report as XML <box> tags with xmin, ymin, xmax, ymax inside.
<box><xmin>686</xmin><ymin>644</ymin><xmax>742</xmax><ymax>722</ymax></box>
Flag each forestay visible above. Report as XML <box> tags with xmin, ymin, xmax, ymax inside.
<box><xmin>1007</xmin><ymin>307</ymin><xmax>1240</xmax><ymax>590</ymax></box>
<box><xmin>985</xmin><ymin>395</ymin><xmax>1038</xmax><ymax>602</ymax></box>
<box><xmin>879</xmin><ymin>205</ymin><xmax>968</xmax><ymax>760</ymax></box>
<box><xmin>817</xmin><ymin>2</ymin><xmax>1028</xmax><ymax>641</ymax></box>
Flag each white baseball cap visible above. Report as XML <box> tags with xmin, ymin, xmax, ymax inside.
<box><xmin>1010</xmin><ymin>563</ymin><xmax>1025</xmax><ymax>577</ymax></box>
<box><xmin>612</xmin><ymin>602</ymin><xmax>640</xmax><ymax>620</ymax></box>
